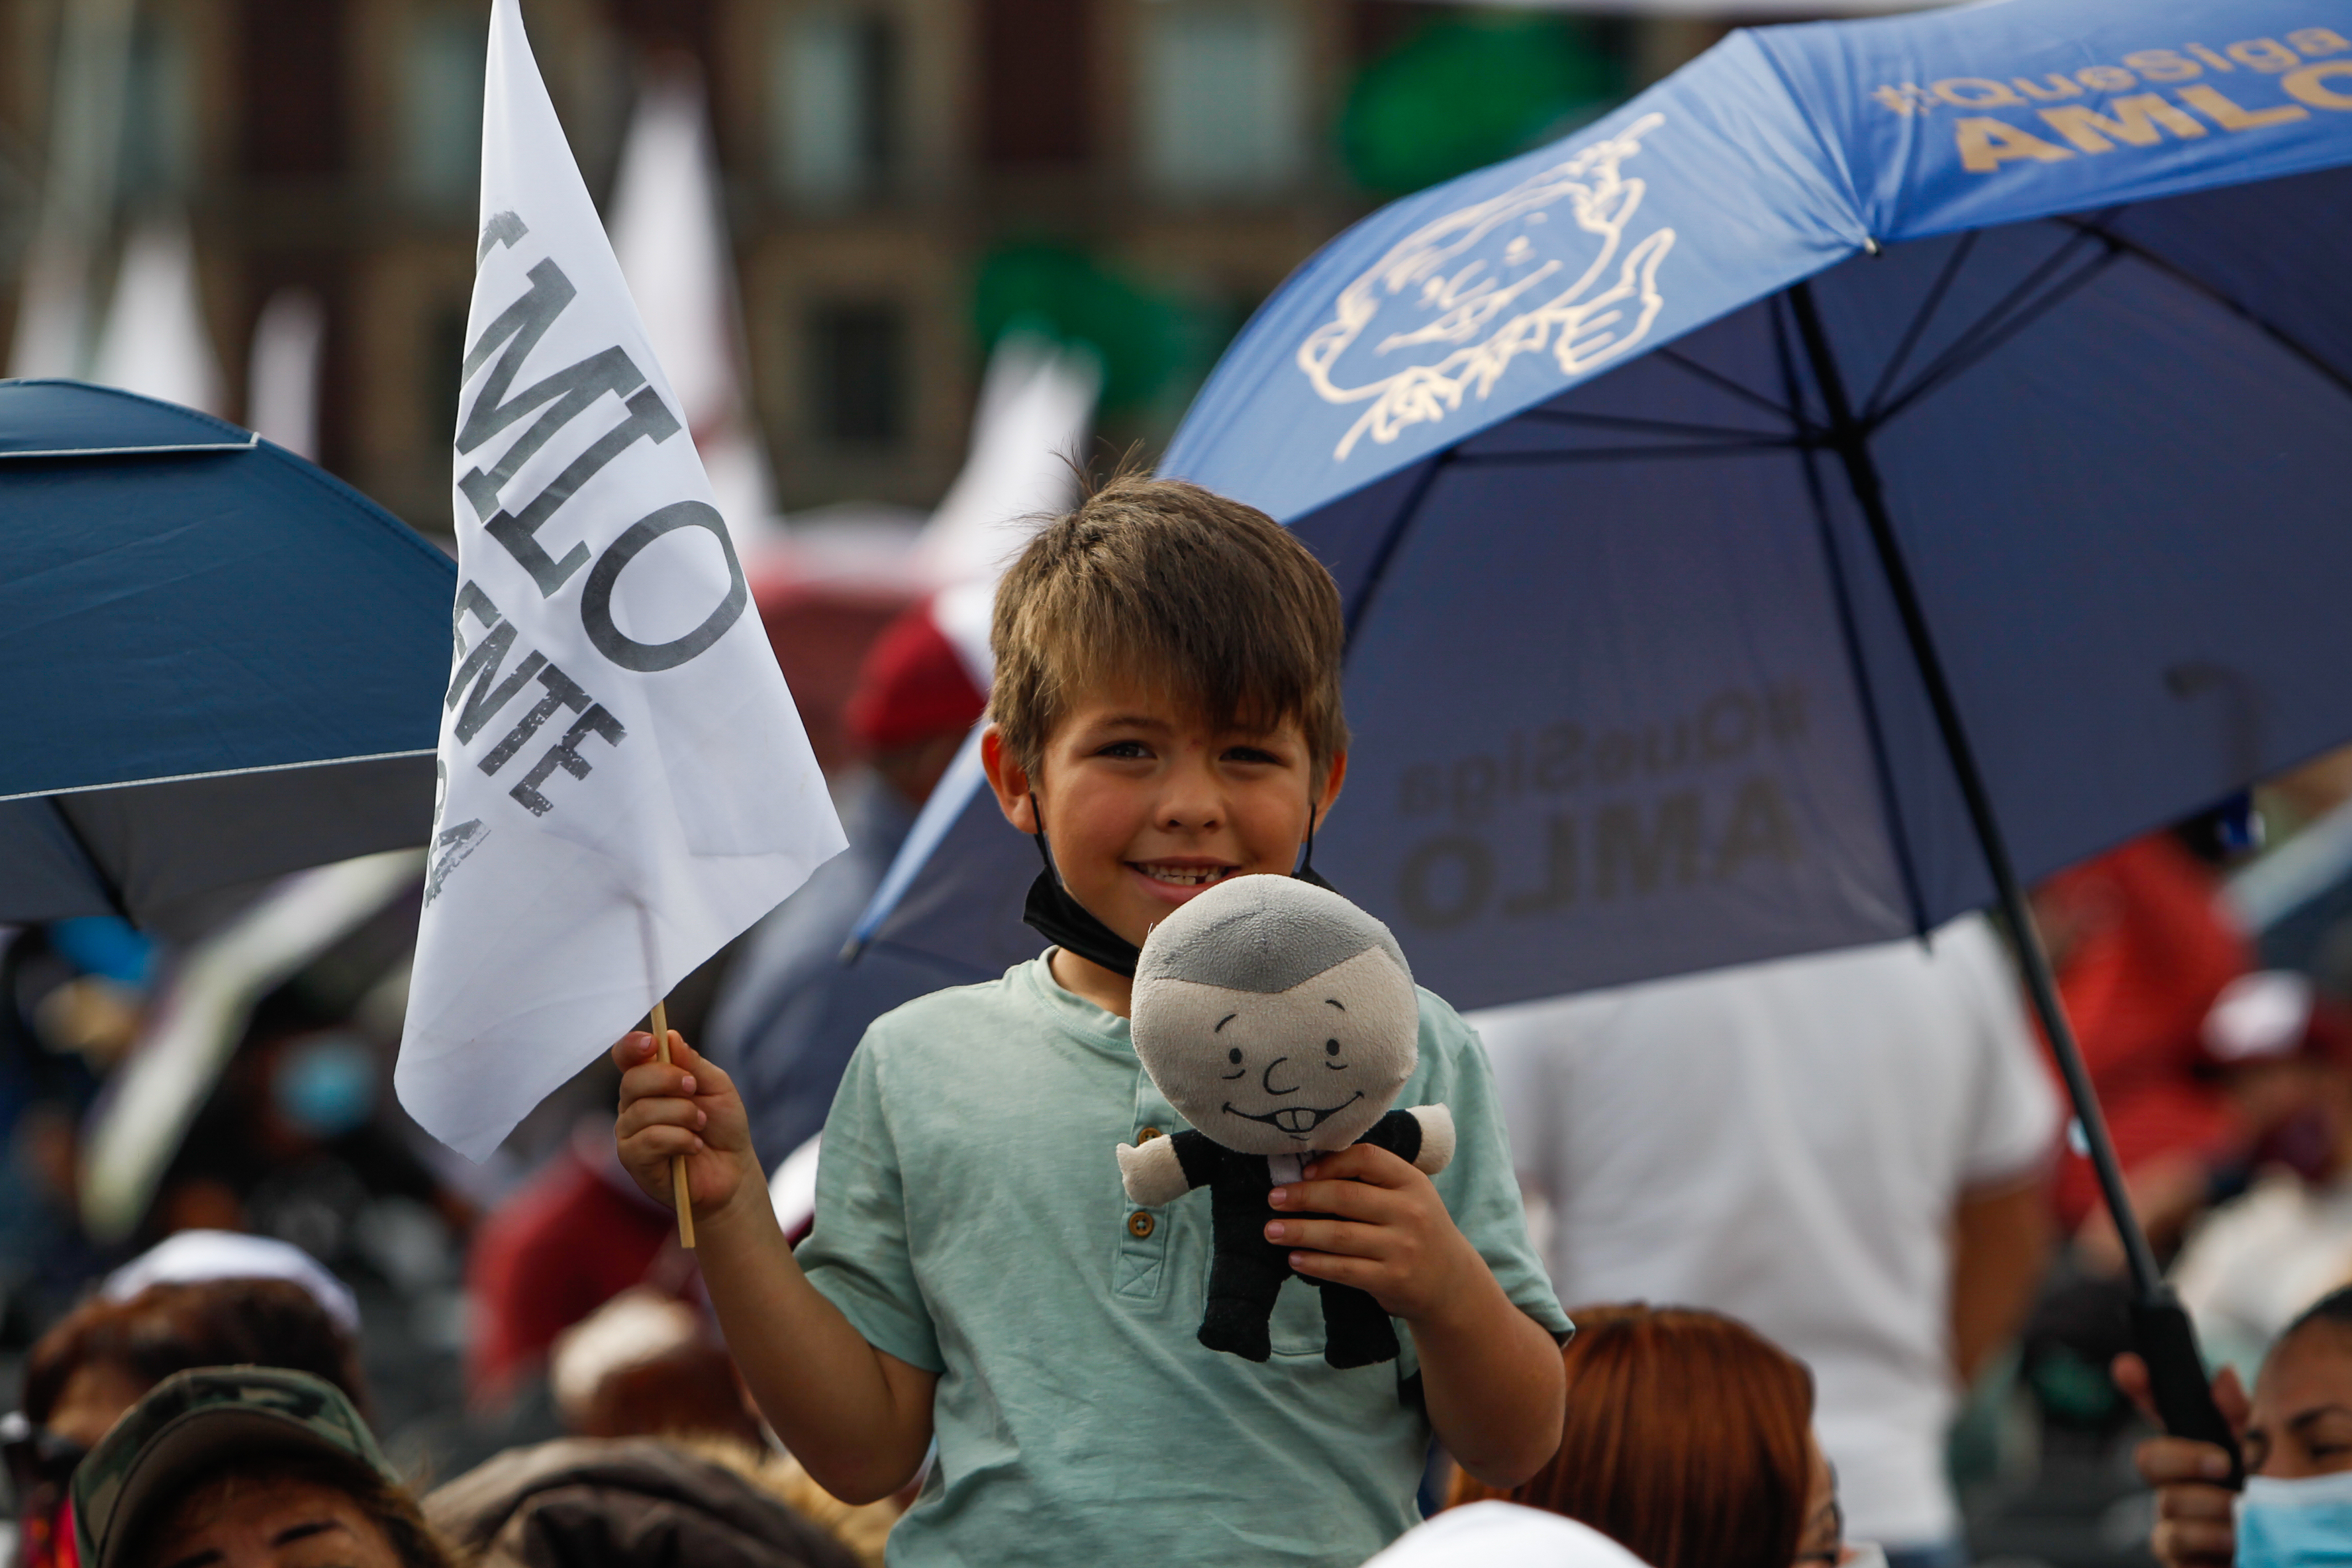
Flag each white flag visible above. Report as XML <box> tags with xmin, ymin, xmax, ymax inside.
<box><xmin>396</xmin><ymin>0</ymin><xmax>846</xmax><ymax>1161</ymax></box>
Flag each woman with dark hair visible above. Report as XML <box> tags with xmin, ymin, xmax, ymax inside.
<box><xmin>2124</xmin><ymin>1282</ymin><xmax>2352</xmax><ymax>1568</ymax></box>
<box><xmin>1451</xmin><ymin>1304</ymin><xmax>1847</xmax><ymax>1568</ymax></box>
<box><xmin>5</xmin><ymin>1279</ymin><xmax>369</xmax><ymax>1568</ymax></box>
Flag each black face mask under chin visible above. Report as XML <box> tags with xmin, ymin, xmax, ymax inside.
<box><xmin>1022</xmin><ymin>797</ymin><xmax>1333</xmax><ymax>979</ymax></box>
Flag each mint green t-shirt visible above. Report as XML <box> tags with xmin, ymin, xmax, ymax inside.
<box><xmin>795</xmin><ymin>953</ymin><xmax>1570</xmax><ymax>1568</ymax></box>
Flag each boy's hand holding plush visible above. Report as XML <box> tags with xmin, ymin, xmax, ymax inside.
<box><xmin>612</xmin><ymin>1029</ymin><xmax>764</xmax><ymax>1226</ymax></box>
<box><xmin>1266</xmin><ymin>1140</ymin><xmax>1477</xmax><ymax>1322</ymax></box>
<box><xmin>1118</xmin><ymin>873</ymin><xmax>1465</xmax><ymax>1367</ymax></box>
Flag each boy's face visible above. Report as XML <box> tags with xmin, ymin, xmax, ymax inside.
<box><xmin>982</xmin><ymin>679</ymin><xmax>1346</xmax><ymax>952</ymax></box>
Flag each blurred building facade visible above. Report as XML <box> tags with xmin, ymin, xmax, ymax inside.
<box><xmin>0</xmin><ymin>0</ymin><xmax>1683</xmax><ymax>536</ymax></box>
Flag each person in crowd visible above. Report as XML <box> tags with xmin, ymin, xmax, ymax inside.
<box><xmin>1</xmin><ymin>921</ymin><xmax>152</xmax><ymax>1323</ymax></box>
<box><xmin>465</xmin><ymin>1116</ymin><xmax>683</xmax><ymax>1410</ymax></box>
<box><xmin>612</xmin><ymin>472</ymin><xmax>1569</xmax><ymax>1567</ymax></box>
<box><xmin>703</xmin><ymin>599</ymin><xmax>988</xmax><ymax>1171</ymax></box>
<box><xmin>425</xmin><ymin>1437</ymin><xmax>861</xmax><ymax>1568</ymax></box>
<box><xmin>540</xmin><ymin>1290</ymin><xmax>906</xmax><ymax>1568</ymax></box>
<box><xmin>9</xmin><ymin>1271</ymin><xmax>371</xmax><ymax>1568</ymax></box>
<box><xmin>2117</xmin><ymin>1283</ymin><xmax>2352</xmax><ymax>1568</ymax></box>
<box><xmin>2037</xmin><ymin>829</ymin><xmax>2259</xmax><ymax>1264</ymax></box>
<box><xmin>2169</xmin><ymin>975</ymin><xmax>2352</xmax><ymax>1381</ymax></box>
<box><xmin>67</xmin><ymin>1367</ymin><xmax>453</xmax><ymax>1568</ymax></box>
<box><xmin>2020</xmin><ymin>823</ymin><xmax>2281</xmax><ymax>1435</ymax></box>
<box><xmin>1449</xmin><ymin>1304</ymin><xmax>1847</xmax><ymax>1568</ymax></box>
<box><xmin>1473</xmin><ymin>914</ymin><xmax>2058</xmax><ymax>1568</ymax></box>
<box><xmin>154</xmin><ymin>988</ymin><xmax>463</xmax><ymax>1250</ymax></box>
<box><xmin>548</xmin><ymin>1287</ymin><xmax>758</xmax><ymax>1445</ymax></box>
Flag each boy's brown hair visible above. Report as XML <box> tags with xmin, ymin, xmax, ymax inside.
<box><xmin>990</xmin><ymin>472</ymin><xmax>1348</xmax><ymax>773</ymax></box>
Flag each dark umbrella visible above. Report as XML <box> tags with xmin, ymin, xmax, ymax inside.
<box><xmin>857</xmin><ymin>0</ymin><xmax>2352</xmax><ymax>1471</ymax></box>
<box><xmin>0</xmin><ymin>381</ymin><xmax>454</xmax><ymax>932</ymax></box>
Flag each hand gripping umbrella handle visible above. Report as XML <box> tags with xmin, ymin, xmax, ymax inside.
<box><xmin>2132</xmin><ymin>1295</ymin><xmax>2244</xmax><ymax>1488</ymax></box>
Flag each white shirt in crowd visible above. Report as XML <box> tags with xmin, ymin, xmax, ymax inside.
<box><xmin>2173</xmin><ymin>1171</ymin><xmax>2352</xmax><ymax>1386</ymax></box>
<box><xmin>1469</xmin><ymin>914</ymin><xmax>2059</xmax><ymax>1549</ymax></box>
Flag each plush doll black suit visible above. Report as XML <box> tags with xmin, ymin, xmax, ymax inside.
<box><xmin>1117</xmin><ymin>875</ymin><xmax>1455</xmax><ymax>1369</ymax></box>
<box><xmin>1164</xmin><ymin>1108</ymin><xmax>1428</xmax><ymax>1366</ymax></box>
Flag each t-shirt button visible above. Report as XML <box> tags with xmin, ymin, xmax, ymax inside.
<box><xmin>1127</xmin><ymin>1210</ymin><xmax>1156</xmax><ymax>1239</ymax></box>
<box><xmin>1138</xmin><ymin>1126</ymin><xmax>1163</xmax><ymax>1142</ymax></box>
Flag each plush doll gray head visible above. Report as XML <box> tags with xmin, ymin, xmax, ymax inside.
<box><xmin>1131</xmin><ymin>876</ymin><xmax>1419</xmax><ymax>1157</ymax></box>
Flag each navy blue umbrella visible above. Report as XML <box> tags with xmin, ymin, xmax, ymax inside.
<box><xmin>854</xmin><ymin>0</ymin><xmax>2352</xmax><ymax>1465</ymax></box>
<box><xmin>1</xmin><ymin>381</ymin><xmax>456</xmax><ymax>932</ymax></box>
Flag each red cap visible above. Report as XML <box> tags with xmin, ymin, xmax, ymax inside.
<box><xmin>843</xmin><ymin>601</ymin><xmax>988</xmax><ymax>752</ymax></box>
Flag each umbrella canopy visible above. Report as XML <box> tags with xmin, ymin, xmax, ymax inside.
<box><xmin>857</xmin><ymin>0</ymin><xmax>2352</xmax><ymax>1006</ymax></box>
<box><xmin>848</xmin><ymin>1</ymin><xmax>2352</xmax><ymax>1442</ymax></box>
<box><xmin>0</xmin><ymin>380</ymin><xmax>456</xmax><ymax>928</ymax></box>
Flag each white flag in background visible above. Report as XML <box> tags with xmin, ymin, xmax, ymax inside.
<box><xmin>396</xmin><ymin>0</ymin><xmax>844</xmax><ymax>1160</ymax></box>
<box><xmin>916</xmin><ymin>334</ymin><xmax>1100</xmax><ymax>688</ymax></box>
<box><xmin>608</xmin><ymin>67</ymin><xmax>781</xmax><ymax>550</ymax></box>
<box><xmin>91</xmin><ymin>219</ymin><xmax>226</xmax><ymax>416</ymax></box>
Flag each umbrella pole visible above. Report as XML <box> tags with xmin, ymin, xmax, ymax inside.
<box><xmin>651</xmin><ymin>997</ymin><xmax>696</xmax><ymax>1249</ymax></box>
<box><xmin>1787</xmin><ymin>281</ymin><xmax>2241</xmax><ymax>1481</ymax></box>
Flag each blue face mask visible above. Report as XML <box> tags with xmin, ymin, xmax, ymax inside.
<box><xmin>2239</xmin><ymin>1470</ymin><xmax>2352</xmax><ymax>1568</ymax></box>
<box><xmin>271</xmin><ymin>1034</ymin><xmax>379</xmax><ymax>1140</ymax></box>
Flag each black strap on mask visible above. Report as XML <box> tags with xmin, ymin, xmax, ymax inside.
<box><xmin>1022</xmin><ymin>793</ymin><xmax>1332</xmax><ymax>977</ymax></box>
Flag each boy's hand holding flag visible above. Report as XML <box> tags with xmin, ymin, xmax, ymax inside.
<box><xmin>395</xmin><ymin>0</ymin><xmax>845</xmax><ymax>1172</ymax></box>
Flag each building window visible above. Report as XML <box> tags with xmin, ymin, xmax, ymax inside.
<box><xmin>775</xmin><ymin>11</ymin><xmax>897</xmax><ymax>202</ymax></box>
<box><xmin>979</xmin><ymin>0</ymin><xmax>1089</xmax><ymax>165</ymax></box>
<box><xmin>241</xmin><ymin>0</ymin><xmax>349</xmax><ymax>176</ymax></box>
<box><xmin>808</xmin><ymin>302</ymin><xmax>904</xmax><ymax>445</ymax></box>
<box><xmin>402</xmin><ymin>6</ymin><xmax>487</xmax><ymax>201</ymax></box>
<box><xmin>1139</xmin><ymin>1</ymin><xmax>1305</xmax><ymax>197</ymax></box>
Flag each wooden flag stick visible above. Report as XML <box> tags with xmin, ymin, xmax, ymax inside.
<box><xmin>651</xmin><ymin>998</ymin><xmax>696</xmax><ymax>1249</ymax></box>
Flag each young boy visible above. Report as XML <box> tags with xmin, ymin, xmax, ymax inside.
<box><xmin>613</xmin><ymin>476</ymin><xmax>1569</xmax><ymax>1567</ymax></box>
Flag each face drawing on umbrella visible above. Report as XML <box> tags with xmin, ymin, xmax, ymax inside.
<box><xmin>1297</xmin><ymin>111</ymin><xmax>1675</xmax><ymax>460</ymax></box>
<box><xmin>1132</xmin><ymin>877</ymin><xmax>1422</xmax><ymax>1157</ymax></box>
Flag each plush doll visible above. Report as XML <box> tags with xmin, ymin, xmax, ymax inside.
<box><xmin>1116</xmin><ymin>875</ymin><xmax>1454</xmax><ymax>1367</ymax></box>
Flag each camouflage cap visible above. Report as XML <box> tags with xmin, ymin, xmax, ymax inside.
<box><xmin>72</xmin><ymin>1367</ymin><xmax>398</xmax><ymax>1568</ymax></box>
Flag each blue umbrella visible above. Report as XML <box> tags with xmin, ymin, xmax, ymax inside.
<box><xmin>858</xmin><ymin>0</ymin><xmax>2352</xmax><ymax>1461</ymax></box>
<box><xmin>0</xmin><ymin>380</ymin><xmax>456</xmax><ymax>931</ymax></box>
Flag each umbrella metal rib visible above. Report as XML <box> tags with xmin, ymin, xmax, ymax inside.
<box><xmin>1341</xmin><ymin>453</ymin><xmax>1451</xmax><ymax>646</ymax></box>
<box><xmin>1858</xmin><ymin>230</ymin><xmax>1979</xmax><ymax>420</ymax></box>
<box><xmin>1869</xmin><ymin>232</ymin><xmax>2124</xmax><ymax>428</ymax></box>
<box><xmin>1773</xmin><ymin>297</ymin><xmax>1932</xmax><ymax>944</ymax></box>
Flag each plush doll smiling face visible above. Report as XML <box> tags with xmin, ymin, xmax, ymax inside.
<box><xmin>1131</xmin><ymin>877</ymin><xmax>1420</xmax><ymax>1157</ymax></box>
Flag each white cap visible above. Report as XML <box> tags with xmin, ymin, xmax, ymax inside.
<box><xmin>103</xmin><ymin>1230</ymin><xmax>360</xmax><ymax>1334</ymax></box>
<box><xmin>2204</xmin><ymin>970</ymin><xmax>2315</xmax><ymax>1063</ymax></box>
<box><xmin>1361</xmin><ymin>1504</ymin><xmax>1654</xmax><ymax>1568</ymax></box>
